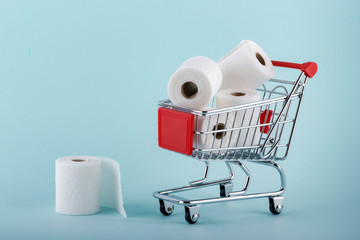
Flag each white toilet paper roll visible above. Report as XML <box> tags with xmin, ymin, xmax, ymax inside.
<box><xmin>194</xmin><ymin>109</ymin><xmax>237</xmax><ymax>151</ymax></box>
<box><xmin>218</xmin><ymin>40</ymin><xmax>274</xmax><ymax>90</ymax></box>
<box><xmin>168</xmin><ymin>56</ymin><xmax>222</xmax><ymax>110</ymax></box>
<box><xmin>55</xmin><ymin>156</ymin><xmax>126</xmax><ymax>217</ymax></box>
<box><xmin>216</xmin><ymin>89</ymin><xmax>261</xmax><ymax>108</ymax></box>
<box><xmin>216</xmin><ymin>89</ymin><xmax>261</xmax><ymax>147</ymax></box>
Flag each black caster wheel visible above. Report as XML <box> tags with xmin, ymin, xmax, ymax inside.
<box><xmin>159</xmin><ymin>200</ymin><xmax>174</xmax><ymax>216</ymax></box>
<box><xmin>185</xmin><ymin>206</ymin><xmax>200</xmax><ymax>224</ymax></box>
<box><xmin>269</xmin><ymin>197</ymin><xmax>283</xmax><ymax>215</ymax></box>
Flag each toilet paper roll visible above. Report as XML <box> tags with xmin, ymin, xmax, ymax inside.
<box><xmin>216</xmin><ymin>89</ymin><xmax>261</xmax><ymax>147</ymax></box>
<box><xmin>194</xmin><ymin>109</ymin><xmax>237</xmax><ymax>151</ymax></box>
<box><xmin>55</xmin><ymin>156</ymin><xmax>126</xmax><ymax>217</ymax></box>
<box><xmin>168</xmin><ymin>56</ymin><xmax>222</xmax><ymax>110</ymax></box>
<box><xmin>216</xmin><ymin>88</ymin><xmax>261</xmax><ymax>108</ymax></box>
<box><xmin>218</xmin><ymin>40</ymin><xmax>274</xmax><ymax>90</ymax></box>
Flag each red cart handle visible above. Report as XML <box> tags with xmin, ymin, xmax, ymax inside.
<box><xmin>272</xmin><ymin>61</ymin><xmax>318</xmax><ymax>78</ymax></box>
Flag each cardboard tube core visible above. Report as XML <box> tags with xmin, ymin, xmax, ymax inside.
<box><xmin>72</xmin><ymin>159</ymin><xmax>85</xmax><ymax>162</ymax></box>
<box><xmin>231</xmin><ymin>92</ymin><xmax>246</xmax><ymax>97</ymax></box>
<box><xmin>212</xmin><ymin>123</ymin><xmax>226</xmax><ymax>139</ymax></box>
<box><xmin>181</xmin><ymin>81</ymin><xmax>198</xmax><ymax>99</ymax></box>
<box><xmin>256</xmin><ymin>52</ymin><xmax>265</xmax><ymax>66</ymax></box>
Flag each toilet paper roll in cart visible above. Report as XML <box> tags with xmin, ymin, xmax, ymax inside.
<box><xmin>218</xmin><ymin>40</ymin><xmax>275</xmax><ymax>90</ymax></box>
<box><xmin>168</xmin><ymin>56</ymin><xmax>222</xmax><ymax>110</ymax></box>
<box><xmin>216</xmin><ymin>88</ymin><xmax>262</xmax><ymax>148</ymax></box>
<box><xmin>154</xmin><ymin>60</ymin><xmax>317</xmax><ymax>224</ymax></box>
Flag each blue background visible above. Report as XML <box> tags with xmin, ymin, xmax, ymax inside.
<box><xmin>0</xmin><ymin>0</ymin><xmax>359</xmax><ymax>239</ymax></box>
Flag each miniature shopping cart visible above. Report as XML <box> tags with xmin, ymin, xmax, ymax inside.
<box><xmin>154</xmin><ymin>60</ymin><xmax>317</xmax><ymax>224</ymax></box>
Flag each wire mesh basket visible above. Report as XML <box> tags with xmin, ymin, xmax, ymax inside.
<box><xmin>154</xmin><ymin>60</ymin><xmax>318</xmax><ymax>224</ymax></box>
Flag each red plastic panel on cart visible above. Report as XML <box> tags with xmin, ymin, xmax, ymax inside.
<box><xmin>158</xmin><ymin>108</ymin><xmax>194</xmax><ymax>155</ymax></box>
<box><xmin>260</xmin><ymin>110</ymin><xmax>273</xmax><ymax>133</ymax></box>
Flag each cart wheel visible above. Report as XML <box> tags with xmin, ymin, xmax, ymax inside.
<box><xmin>269</xmin><ymin>196</ymin><xmax>284</xmax><ymax>215</ymax></box>
<box><xmin>184</xmin><ymin>206</ymin><xmax>201</xmax><ymax>224</ymax></box>
<box><xmin>159</xmin><ymin>200</ymin><xmax>174</xmax><ymax>216</ymax></box>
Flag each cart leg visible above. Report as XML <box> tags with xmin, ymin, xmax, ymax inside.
<box><xmin>189</xmin><ymin>161</ymin><xmax>234</xmax><ymax>186</ymax></box>
<box><xmin>269</xmin><ymin>196</ymin><xmax>284</xmax><ymax>215</ymax></box>
<box><xmin>184</xmin><ymin>205</ymin><xmax>201</xmax><ymax>224</ymax></box>
<box><xmin>189</xmin><ymin>162</ymin><xmax>209</xmax><ymax>185</ymax></box>
<box><xmin>252</xmin><ymin>161</ymin><xmax>286</xmax><ymax>215</ymax></box>
<box><xmin>254</xmin><ymin>161</ymin><xmax>286</xmax><ymax>193</ymax></box>
<box><xmin>228</xmin><ymin>161</ymin><xmax>251</xmax><ymax>197</ymax></box>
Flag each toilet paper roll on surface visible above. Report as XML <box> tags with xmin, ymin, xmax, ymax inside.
<box><xmin>55</xmin><ymin>156</ymin><xmax>126</xmax><ymax>217</ymax></box>
<box><xmin>168</xmin><ymin>56</ymin><xmax>222</xmax><ymax>110</ymax></box>
<box><xmin>218</xmin><ymin>40</ymin><xmax>274</xmax><ymax>90</ymax></box>
<box><xmin>194</xmin><ymin>109</ymin><xmax>237</xmax><ymax>151</ymax></box>
<box><xmin>216</xmin><ymin>89</ymin><xmax>261</xmax><ymax>147</ymax></box>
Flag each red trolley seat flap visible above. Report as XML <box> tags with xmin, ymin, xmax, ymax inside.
<box><xmin>158</xmin><ymin>108</ymin><xmax>194</xmax><ymax>155</ymax></box>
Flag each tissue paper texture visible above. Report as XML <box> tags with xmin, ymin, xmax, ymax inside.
<box><xmin>55</xmin><ymin>156</ymin><xmax>126</xmax><ymax>217</ymax></box>
<box><xmin>216</xmin><ymin>88</ymin><xmax>261</xmax><ymax>108</ymax></box>
<box><xmin>218</xmin><ymin>40</ymin><xmax>274</xmax><ymax>90</ymax></box>
<box><xmin>168</xmin><ymin>56</ymin><xmax>222</xmax><ymax>110</ymax></box>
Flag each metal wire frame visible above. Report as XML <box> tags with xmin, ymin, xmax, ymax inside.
<box><xmin>153</xmin><ymin>160</ymin><xmax>285</xmax><ymax>205</ymax></box>
<box><xmin>158</xmin><ymin>71</ymin><xmax>308</xmax><ymax>162</ymax></box>
<box><xmin>154</xmin><ymin>69</ymin><xmax>311</xmax><ymax>224</ymax></box>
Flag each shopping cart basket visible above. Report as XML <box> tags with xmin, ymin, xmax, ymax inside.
<box><xmin>154</xmin><ymin>60</ymin><xmax>318</xmax><ymax>224</ymax></box>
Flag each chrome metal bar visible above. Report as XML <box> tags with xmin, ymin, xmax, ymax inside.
<box><xmin>283</xmin><ymin>75</ymin><xmax>308</xmax><ymax>159</ymax></box>
<box><xmin>189</xmin><ymin>162</ymin><xmax>209</xmax><ymax>185</ymax></box>
<box><xmin>260</xmin><ymin>72</ymin><xmax>305</xmax><ymax>158</ymax></box>
<box><xmin>273</xmin><ymin>94</ymin><xmax>293</xmax><ymax>158</ymax></box>
<box><xmin>194</xmin><ymin>143</ymin><xmax>288</xmax><ymax>152</ymax></box>
<box><xmin>218</xmin><ymin>112</ymin><xmax>230</xmax><ymax>155</ymax></box>
<box><xmin>226</xmin><ymin>110</ymin><xmax>239</xmax><ymax>154</ymax></box>
<box><xmin>264</xmin><ymin>85</ymin><xmax>289</xmax><ymax>159</ymax></box>
<box><xmin>253</xmin><ymin>161</ymin><xmax>286</xmax><ymax>191</ymax></box>
<box><xmin>159</xmin><ymin>162</ymin><xmax>234</xmax><ymax>195</ymax></box>
<box><xmin>228</xmin><ymin>161</ymin><xmax>251</xmax><ymax>196</ymax></box>
<box><xmin>269</xmin><ymin>78</ymin><xmax>297</xmax><ymax>84</ymax></box>
<box><xmin>195</xmin><ymin>119</ymin><xmax>294</xmax><ymax>135</ymax></box>
<box><xmin>158</xmin><ymin>93</ymin><xmax>301</xmax><ymax>116</ymax></box>
<box><xmin>154</xmin><ymin>190</ymin><xmax>284</xmax><ymax>206</ymax></box>
<box><xmin>154</xmin><ymin>160</ymin><xmax>286</xmax><ymax>206</ymax></box>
